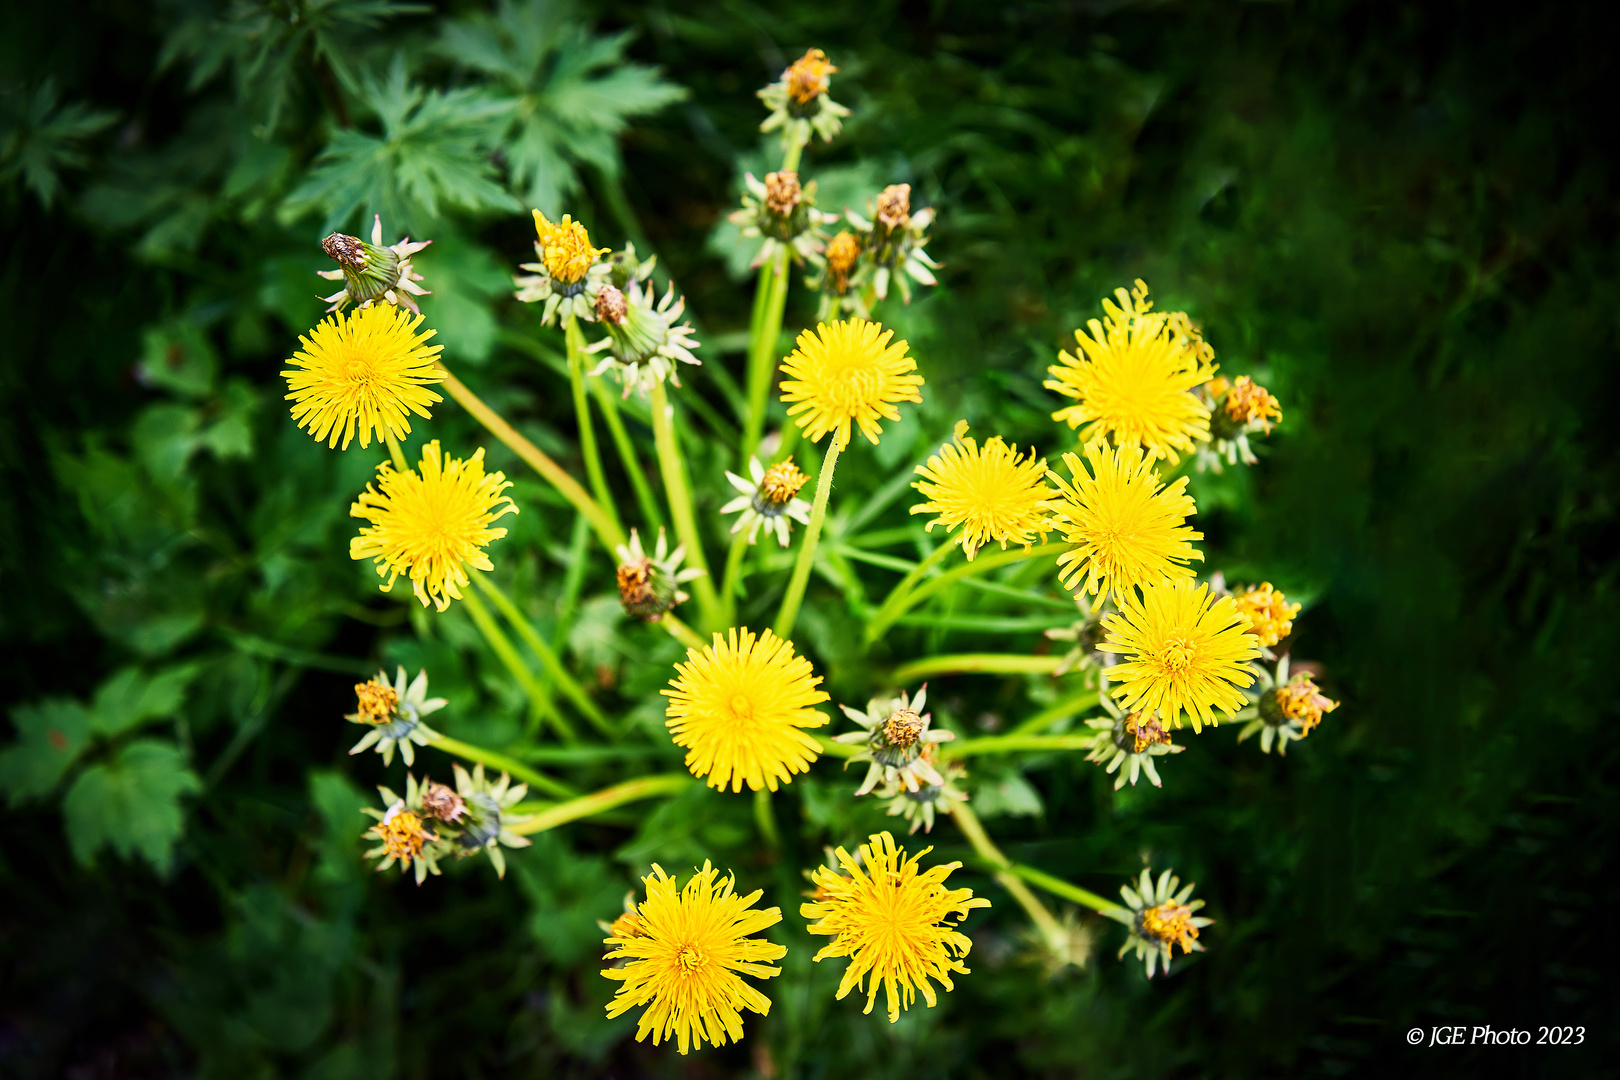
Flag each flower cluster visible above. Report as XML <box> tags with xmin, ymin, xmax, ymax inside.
<box><xmin>758</xmin><ymin>48</ymin><xmax>851</xmax><ymax>153</ymax></box>
<box><xmin>809</xmin><ymin>183</ymin><xmax>940</xmax><ymax>319</ymax></box>
<box><xmin>362</xmin><ymin>765</ymin><xmax>531</xmax><ymax>884</ymax></box>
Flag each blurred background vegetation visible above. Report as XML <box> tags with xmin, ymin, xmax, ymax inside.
<box><xmin>2</xmin><ymin>0</ymin><xmax>1616</xmax><ymax>1077</ymax></box>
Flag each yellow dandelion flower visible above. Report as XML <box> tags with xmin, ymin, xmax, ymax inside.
<box><xmin>350</xmin><ymin>677</ymin><xmax>398</xmax><ymax>725</ymax></box>
<box><xmin>801</xmin><ymin>831</ymin><xmax>990</xmax><ymax>1023</ymax></box>
<box><xmin>784</xmin><ymin>48</ymin><xmax>837</xmax><ymax>104</ymax></box>
<box><xmin>1275</xmin><ymin>673</ymin><xmax>1338</xmax><ymax>733</ymax></box>
<box><xmin>1102</xmin><ymin>577</ymin><xmax>1260</xmax><ymax>732</ymax></box>
<box><xmin>532</xmin><ymin>210</ymin><xmax>609</xmax><ymax>284</ymax></box>
<box><xmin>349</xmin><ymin>441</ymin><xmax>518</xmax><ymax>612</ymax></box>
<box><xmin>1231</xmin><ymin>582</ymin><xmax>1301</xmax><ymax>648</ymax></box>
<box><xmin>779</xmin><ymin>319</ymin><xmax>923</xmax><ymax>450</ymax></box>
<box><xmin>662</xmin><ymin>628</ymin><xmax>830</xmax><ymax>792</ymax></box>
<box><xmin>1045</xmin><ymin>440</ymin><xmax>1204</xmax><ymax>609</ymax></box>
<box><xmin>911</xmin><ymin>420</ymin><xmax>1053</xmax><ymax>561</ymax></box>
<box><xmin>282</xmin><ymin>304</ymin><xmax>444</xmax><ymax>451</ymax></box>
<box><xmin>603</xmin><ymin>861</ymin><xmax>786</xmax><ymax>1055</ymax></box>
<box><xmin>824</xmin><ymin>231</ymin><xmax>860</xmax><ymax>293</ymax></box>
<box><xmin>1223</xmin><ymin>376</ymin><xmax>1282</xmax><ymax>430</ymax></box>
<box><xmin>1045</xmin><ymin>280</ymin><xmax>1215</xmax><ymax>463</ymax></box>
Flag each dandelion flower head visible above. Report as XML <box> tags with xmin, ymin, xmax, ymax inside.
<box><xmin>1275</xmin><ymin>672</ymin><xmax>1339</xmax><ymax>733</ymax></box>
<box><xmin>1046</xmin><ymin>440</ymin><xmax>1204</xmax><ymax>609</ymax></box>
<box><xmin>349</xmin><ymin>441</ymin><xmax>518</xmax><ymax>612</ymax></box>
<box><xmin>532</xmin><ymin>210</ymin><xmax>609</xmax><ymax>284</ymax></box>
<box><xmin>282</xmin><ymin>304</ymin><xmax>443</xmax><ymax>450</ymax></box>
<box><xmin>784</xmin><ymin>48</ymin><xmax>837</xmax><ymax>104</ymax></box>
<box><xmin>1045</xmin><ymin>280</ymin><xmax>1216</xmax><ymax>463</ymax></box>
<box><xmin>801</xmin><ymin>831</ymin><xmax>990</xmax><ymax>1022</ymax></box>
<box><xmin>1103</xmin><ymin>577</ymin><xmax>1259</xmax><ymax>731</ymax></box>
<box><xmin>824</xmin><ymin>231</ymin><xmax>861</xmax><ymax>293</ymax></box>
<box><xmin>603</xmin><ymin>861</ymin><xmax>786</xmax><ymax>1055</ymax></box>
<box><xmin>662</xmin><ymin>628</ymin><xmax>829</xmax><ymax>792</ymax></box>
<box><xmin>911</xmin><ymin>420</ymin><xmax>1053</xmax><ymax>561</ymax></box>
<box><xmin>1223</xmin><ymin>376</ymin><xmax>1282</xmax><ymax>430</ymax></box>
<box><xmin>779</xmin><ymin>319</ymin><xmax>923</xmax><ymax>450</ymax></box>
<box><xmin>1231</xmin><ymin>582</ymin><xmax>1301</xmax><ymax>648</ymax></box>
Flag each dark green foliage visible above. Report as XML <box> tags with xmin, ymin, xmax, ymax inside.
<box><xmin>2</xmin><ymin>1</ymin><xmax>1617</xmax><ymax>1078</ymax></box>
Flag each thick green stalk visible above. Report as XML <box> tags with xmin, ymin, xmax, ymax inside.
<box><xmin>565</xmin><ymin>315</ymin><xmax>621</xmax><ymax>536</ymax></box>
<box><xmin>865</xmin><ymin>542</ymin><xmax>1066</xmax><ymax>642</ymax></box>
<box><xmin>660</xmin><ymin>612</ymin><xmax>707</xmax><ymax>651</ymax></box>
<box><xmin>1009</xmin><ymin>863</ymin><xmax>1130</xmax><ymax>919</ymax></box>
<box><xmin>864</xmin><ymin>536</ymin><xmax>961</xmax><ymax>644</ymax></box>
<box><xmin>461</xmin><ymin>588</ymin><xmax>575</xmax><ymax>742</ymax></box>
<box><xmin>471</xmin><ymin>573</ymin><xmax>614</xmax><ymax>739</ymax></box>
<box><xmin>508</xmin><ymin>773</ymin><xmax>693</xmax><ymax>836</ymax></box>
<box><xmin>741</xmin><ymin>249</ymin><xmax>791</xmax><ymax>465</ymax></box>
<box><xmin>551</xmin><ymin>513</ymin><xmax>589</xmax><ymax>655</ymax></box>
<box><xmin>591</xmin><ymin>376</ymin><xmax>664</xmax><ymax>531</ymax></box>
<box><xmin>718</xmin><ymin>530</ymin><xmax>749</xmax><ymax>625</ymax></box>
<box><xmin>1010</xmin><ymin>689</ymin><xmax>1103</xmax><ymax>735</ymax></box>
<box><xmin>383</xmin><ymin>431</ymin><xmax>409</xmax><ymax>472</ymax></box>
<box><xmin>430</xmin><ymin>735</ymin><xmax>576</xmax><ymax>800</ymax></box>
<box><xmin>949</xmin><ymin>802</ymin><xmax>1066</xmax><ymax>951</ymax></box>
<box><xmin>773</xmin><ymin>436</ymin><xmax>842</xmax><ymax>640</ymax></box>
<box><xmin>648</xmin><ymin>380</ymin><xmax>721</xmax><ymax>629</ymax></box>
<box><xmin>892</xmin><ymin>653</ymin><xmax>1065</xmax><ymax>684</ymax></box>
<box><xmin>754</xmin><ymin>788</ymin><xmax>781</xmax><ymax>849</ymax></box>
<box><xmin>436</xmin><ymin>364</ymin><xmax>625</xmax><ymax>551</ymax></box>
<box><xmin>941</xmin><ymin>733</ymin><xmax>1095</xmax><ymax>760</ymax></box>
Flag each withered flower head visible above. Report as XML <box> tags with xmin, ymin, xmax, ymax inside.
<box><xmin>825</xmin><ymin>231</ymin><xmax>861</xmax><ymax>293</ymax></box>
<box><xmin>352</xmin><ymin>678</ymin><xmax>399</xmax><ymax>725</ymax></box>
<box><xmin>595</xmin><ymin>283</ymin><xmax>628</xmax><ymax>326</ymax></box>
<box><xmin>420</xmin><ymin>779</ymin><xmax>468</xmax><ymax>824</ymax></box>
<box><xmin>765</xmin><ymin>171</ymin><xmax>803</xmax><ymax>216</ymax></box>
<box><xmin>875</xmin><ymin>184</ymin><xmax>912</xmax><ymax>232</ymax></box>
<box><xmin>759</xmin><ymin>460</ymin><xmax>810</xmax><ymax>504</ymax></box>
<box><xmin>1124</xmin><ymin>711</ymin><xmax>1173</xmax><ymax>754</ymax></box>
<box><xmin>882</xmin><ymin>709</ymin><xmax>925</xmax><ymax>749</ymax></box>
<box><xmin>785</xmin><ymin>48</ymin><xmax>837</xmax><ymax>104</ymax></box>
<box><xmin>322</xmin><ymin>232</ymin><xmax>368</xmax><ymax>269</ymax></box>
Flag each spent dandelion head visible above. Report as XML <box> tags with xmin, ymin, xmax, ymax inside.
<box><xmin>282</xmin><ymin>304</ymin><xmax>444</xmax><ymax>451</ymax></box>
<box><xmin>602</xmin><ymin>862</ymin><xmax>786</xmax><ymax>1055</ymax></box>
<box><xmin>835</xmin><ymin>187</ymin><xmax>940</xmax><ymax>311</ymax></box>
<box><xmin>584</xmin><ymin>278</ymin><xmax>702</xmax><ymax>398</ymax></box>
<box><xmin>1199</xmin><ymin>374</ymin><xmax>1283</xmax><ymax>471</ymax></box>
<box><xmin>662</xmin><ymin>628</ymin><xmax>830</xmax><ymax>792</ymax></box>
<box><xmin>349</xmin><ymin>441</ymin><xmax>518</xmax><ymax>612</ymax></box>
<box><xmin>1102</xmin><ymin>578</ymin><xmax>1260</xmax><ymax>732</ymax></box>
<box><xmin>801</xmin><ymin>832</ymin><xmax>990</xmax><ymax>1022</ymax></box>
<box><xmin>1236</xmin><ymin>655</ymin><xmax>1339</xmax><ymax>754</ymax></box>
<box><xmin>1045</xmin><ymin>441</ymin><xmax>1204</xmax><ymax>609</ymax></box>
<box><xmin>880</xmin><ymin>754</ymin><xmax>967</xmax><ymax>834</ymax></box>
<box><xmin>615</xmin><ymin>527</ymin><xmax>706</xmax><ymax>621</ymax></box>
<box><xmin>758</xmin><ymin>48</ymin><xmax>851</xmax><ymax>150</ymax></box>
<box><xmin>833</xmin><ymin>685</ymin><xmax>954</xmax><ymax>796</ymax></box>
<box><xmin>728</xmin><ymin>170</ymin><xmax>836</xmax><ymax>269</ymax></box>
<box><xmin>446</xmin><ymin>762</ymin><xmax>532</xmax><ymax>879</ymax></box>
<box><xmin>824</xmin><ymin>231</ymin><xmax>861</xmax><ymax>293</ymax></box>
<box><xmin>779</xmin><ymin>319</ymin><xmax>923</xmax><ymax>451</ymax></box>
<box><xmin>317</xmin><ymin>213</ymin><xmax>432</xmax><ymax>314</ymax></box>
<box><xmin>346</xmin><ymin>666</ymin><xmax>447</xmax><ymax>766</ymax></box>
<box><xmin>363</xmin><ymin>775</ymin><xmax>452</xmax><ymax>885</ymax></box>
<box><xmin>911</xmin><ymin>420</ymin><xmax>1053</xmax><ymax>561</ymax></box>
<box><xmin>721</xmin><ymin>457</ymin><xmax>813</xmax><ymax>547</ymax></box>
<box><xmin>1081</xmin><ymin>667</ymin><xmax>1184</xmax><ymax>790</ymax></box>
<box><xmin>1046</xmin><ymin>280</ymin><xmax>1216</xmax><ymax>464</ymax></box>
<box><xmin>1105</xmin><ymin>868</ymin><xmax>1213</xmax><ymax>978</ymax></box>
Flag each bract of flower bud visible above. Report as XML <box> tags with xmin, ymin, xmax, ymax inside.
<box><xmin>614</xmin><ymin>528</ymin><xmax>706</xmax><ymax>621</ymax></box>
<box><xmin>833</xmin><ymin>686</ymin><xmax>956</xmax><ymax>797</ymax></box>
<box><xmin>316</xmin><ymin>214</ymin><xmax>432</xmax><ymax>315</ymax></box>
<box><xmin>583</xmin><ymin>280</ymin><xmax>702</xmax><ymax>398</ymax></box>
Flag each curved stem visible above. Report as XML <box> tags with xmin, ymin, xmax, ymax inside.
<box><xmin>941</xmin><ymin>733</ymin><xmax>1095</xmax><ymax>760</ymax></box>
<box><xmin>508</xmin><ymin>773</ymin><xmax>693</xmax><ymax>836</ymax></box>
<box><xmin>892</xmin><ymin>653</ymin><xmax>1064</xmax><ymax>684</ymax></box>
<box><xmin>460</xmin><ymin>588</ymin><xmax>575</xmax><ymax>742</ymax></box>
<box><xmin>1010</xmin><ymin>689</ymin><xmax>1102</xmax><ymax>735</ymax></box>
<box><xmin>773</xmin><ymin>435</ymin><xmax>842</xmax><ymax>640</ymax></box>
<box><xmin>1008</xmin><ymin>863</ymin><xmax>1130</xmax><ymax>920</ymax></box>
<box><xmin>383</xmin><ymin>431</ymin><xmax>409</xmax><ymax>472</ymax></box>
<box><xmin>565</xmin><ymin>315</ymin><xmax>620</xmax><ymax>536</ymax></box>
<box><xmin>741</xmin><ymin>249</ymin><xmax>791</xmax><ymax>464</ymax></box>
<box><xmin>871</xmin><ymin>543</ymin><xmax>1065</xmax><ymax>642</ymax></box>
<box><xmin>435</xmin><ymin>363</ymin><xmax>625</xmax><ymax>552</ymax></box>
<box><xmin>659</xmin><ymin>612</ymin><xmax>707</xmax><ymax>651</ymax></box>
<box><xmin>591</xmin><ymin>376</ymin><xmax>664</xmax><ymax>531</ymax></box>
<box><xmin>470</xmin><ymin>572</ymin><xmax>615</xmax><ymax>738</ymax></box>
<box><xmin>719</xmin><ymin>530</ymin><xmax>749</xmax><ymax>625</ymax></box>
<box><xmin>649</xmin><ymin>380</ymin><xmax>721</xmax><ymax>629</ymax></box>
<box><xmin>864</xmin><ymin>536</ymin><xmax>960</xmax><ymax>643</ymax></box>
<box><xmin>429</xmin><ymin>735</ymin><xmax>576</xmax><ymax>800</ymax></box>
<box><xmin>948</xmin><ymin>802</ymin><xmax>1066</xmax><ymax>951</ymax></box>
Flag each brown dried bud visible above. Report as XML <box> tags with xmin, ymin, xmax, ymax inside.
<box><xmin>1124</xmin><ymin>711</ymin><xmax>1173</xmax><ymax>754</ymax></box>
<box><xmin>595</xmin><ymin>284</ymin><xmax>628</xmax><ymax>325</ymax></box>
<box><xmin>764</xmin><ymin>171</ymin><xmax>803</xmax><ymax>217</ymax></box>
<box><xmin>882</xmin><ymin>709</ymin><xmax>925</xmax><ymax>749</ymax></box>
<box><xmin>323</xmin><ymin>232</ymin><xmax>368</xmax><ymax>270</ymax></box>
<box><xmin>617</xmin><ymin>558</ymin><xmax>669</xmax><ymax>621</ymax></box>
<box><xmin>420</xmin><ymin>780</ymin><xmax>467</xmax><ymax>823</ymax></box>
<box><xmin>875</xmin><ymin>184</ymin><xmax>911</xmax><ymax>232</ymax></box>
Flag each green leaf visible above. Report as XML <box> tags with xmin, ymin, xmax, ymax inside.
<box><xmin>0</xmin><ymin>79</ymin><xmax>117</xmax><ymax>207</ymax></box>
<box><xmin>92</xmin><ymin>664</ymin><xmax>201</xmax><ymax>737</ymax></box>
<box><xmin>0</xmin><ymin>699</ymin><xmax>95</xmax><ymax>804</ymax></box>
<box><xmin>62</xmin><ymin>739</ymin><xmax>201</xmax><ymax>874</ymax></box>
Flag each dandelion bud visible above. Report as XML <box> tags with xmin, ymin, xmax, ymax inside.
<box><xmin>316</xmin><ymin>214</ymin><xmax>431</xmax><ymax>315</ymax></box>
<box><xmin>764</xmin><ymin>170</ymin><xmax>803</xmax><ymax>216</ymax></box>
<box><xmin>614</xmin><ymin>528</ymin><xmax>704</xmax><ymax>622</ymax></box>
<box><xmin>322</xmin><ymin>232</ymin><xmax>369</xmax><ymax>270</ymax></box>
<box><xmin>595</xmin><ymin>283</ymin><xmax>628</xmax><ymax>325</ymax></box>
<box><xmin>875</xmin><ymin>184</ymin><xmax>912</xmax><ymax>232</ymax></box>
<box><xmin>784</xmin><ymin>48</ymin><xmax>837</xmax><ymax>105</ymax></box>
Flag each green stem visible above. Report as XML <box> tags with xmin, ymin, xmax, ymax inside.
<box><xmin>660</xmin><ymin>612</ymin><xmax>707</xmax><ymax>651</ymax></box>
<box><xmin>941</xmin><ymin>733</ymin><xmax>1095</xmax><ymax>760</ymax></box>
<box><xmin>566</xmin><ymin>315</ymin><xmax>621</xmax><ymax>536</ymax></box>
<box><xmin>892</xmin><ymin>653</ymin><xmax>1065</xmax><ymax>684</ymax></box>
<box><xmin>753</xmin><ymin>788</ymin><xmax>781</xmax><ymax>849</ymax></box>
<box><xmin>1011</xmin><ymin>689</ymin><xmax>1102</xmax><ymax>735</ymax></box>
<box><xmin>383</xmin><ymin>431</ymin><xmax>409</xmax><ymax>472</ymax></box>
<box><xmin>429</xmin><ymin>735</ymin><xmax>576</xmax><ymax>800</ymax></box>
<box><xmin>1008</xmin><ymin>863</ymin><xmax>1130</xmax><ymax>919</ymax></box>
<box><xmin>471</xmin><ymin>573</ymin><xmax>615</xmax><ymax>739</ymax></box>
<box><xmin>508</xmin><ymin>773</ymin><xmax>693</xmax><ymax>836</ymax></box>
<box><xmin>648</xmin><ymin>379</ymin><xmax>721</xmax><ymax>629</ymax></box>
<box><xmin>864</xmin><ymin>536</ymin><xmax>960</xmax><ymax>643</ymax></box>
<box><xmin>869</xmin><ymin>542</ymin><xmax>1066</xmax><ymax>641</ymax></box>
<box><xmin>461</xmin><ymin>587</ymin><xmax>575</xmax><ymax>742</ymax></box>
<box><xmin>436</xmin><ymin>364</ymin><xmax>625</xmax><ymax>552</ymax></box>
<box><xmin>781</xmin><ymin>138</ymin><xmax>804</xmax><ymax>173</ymax></box>
<box><xmin>591</xmin><ymin>376</ymin><xmax>665</xmax><ymax>531</ymax></box>
<box><xmin>812</xmin><ymin>733</ymin><xmax>861</xmax><ymax>759</ymax></box>
<box><xmin>741</xmin><ymin>248</ymin><xmax>791</xmax><ymax>465</ymax></box>
<box><xmin>719</xmin><ymin>530</ymin><xmax>749</xmax><ymax>625</ymax></box>
<box><xmin>948</xmin><ymin>802</ymin><xmax>1066</xmax><ymax>950</ymax></box>
<box><xmin>551</xmin><ymin>513</ymin><xmax>590</xmax><ymax>657</ymax></box>
<box><xmin>773</xmin><ymin>435</ymin><xmax>842</xmax><ymax>640</ymax></box>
